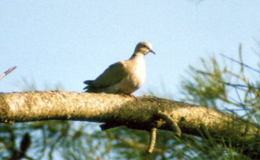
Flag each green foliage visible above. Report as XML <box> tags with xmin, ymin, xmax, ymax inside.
<box><xmin>181</xmin><ymin>44</ymin><xmax>260</xmax><ymax>121</ymax></box>
<box><xmin>181</xmin><ymin>56</ymin><xmax>230</xmax><ymax>109</ymax></box>
<box><xmin>180</xmin><ymin>44</ymin><xmax>260</xmax><ymax>159</ymax></box>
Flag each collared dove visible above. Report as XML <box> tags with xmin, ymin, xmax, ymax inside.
<box><xmin>83</xmin><ymin>41</ymin><xmax>155</xmax><ymax>94</ymax></box>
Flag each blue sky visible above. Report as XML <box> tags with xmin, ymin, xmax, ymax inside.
<box><xmin>1</xmin><ymin>0</ymin><xmax>260</xmax><ymax>99</ymax></box>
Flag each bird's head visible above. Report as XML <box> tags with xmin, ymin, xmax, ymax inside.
<box><xmin>135</xmin><ymin>41</ymin><xmax>156</xmax><ymax>55</ymax></box>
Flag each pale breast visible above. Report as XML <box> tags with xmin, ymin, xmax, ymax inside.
<box><xmin>117</xmin><ymin>57</ymin><xmax>146</xmax><ymax>94</ymax></box>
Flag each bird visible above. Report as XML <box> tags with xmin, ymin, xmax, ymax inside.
<box><xmin>83</xmin><ymin>41</ymin><xmax>155</xmax><ymax>95</ymax></box>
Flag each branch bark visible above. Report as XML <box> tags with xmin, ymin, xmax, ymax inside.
<box><xmin>0</xmin><ymin>91</ymin><xmax>260</xmax><ymax>158</ymax></box>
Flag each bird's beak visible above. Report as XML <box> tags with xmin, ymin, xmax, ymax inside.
<box><xmin>150</xmin><ymin>49</ymin><xmax>156</xmax><ymax>55</ymax></box>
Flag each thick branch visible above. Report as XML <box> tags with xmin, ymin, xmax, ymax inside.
<box><xmin>0</xmin><ymin>91</ymin><xmax>260</xmax><ymax>158</ymax></box>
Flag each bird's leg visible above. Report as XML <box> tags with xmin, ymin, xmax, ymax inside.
<box><xmin>118</xmin><ymin>93</ymin><xmax>139</xmax><ymax>100</ymax></box>
<box><xmin>129</xmin><ymin>94</ymin><xmax>138</xmax><ymax>99</ymax></box>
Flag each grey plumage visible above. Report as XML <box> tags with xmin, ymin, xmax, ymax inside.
<box><xmin>83</xmin><ymin>41</ymin><xmax>155</xmax><ymax>94</ymax></box>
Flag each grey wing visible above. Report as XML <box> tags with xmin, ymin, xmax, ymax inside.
<box><xmin>92</xmin><ymin>62</ymin><xmax>128</xmax><ymax>88</ymax></box>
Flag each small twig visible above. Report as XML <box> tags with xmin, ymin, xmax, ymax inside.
<box><xmin>147</xmin><ymin>127</ymin><xmax>157</xmax><ymax>153</ymax></box>
<box><xmin>0</xmin><ymin>66</ymin><xmax>17</xmax><ymax>80</ymax></box>
<box><xmin>217</xmin><ymin>80</ymin><xmax>260</xmax><ymax>91</ymax></box>
<box><xmin>158</xmin><ymin>111</ymin><xmax>182</xmax><ymax>137</ymax></box>
<box><xmin>225</xmin><ymin>82</ymin><xmax>259</xmax><ymax>90</ymax></box>
<box><xmin>220</xmin><ymin>53</ymin><xmax>260</xmax><ymax>74</ymax></box>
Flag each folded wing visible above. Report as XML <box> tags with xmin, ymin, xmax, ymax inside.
<box><xmin>83</xmin><ymin>62</ymin><xmax>128</xmax><ymax>93</ymax></box>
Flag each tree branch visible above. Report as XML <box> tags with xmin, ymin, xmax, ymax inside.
<box><xmin>148</xmin><ymin>127</ymin><xmax>157</xmax><ymax>153</ymax></box>
<box><xmin>0</xmin><ymin>91</ymin><xmax>260</xmax><ymax>158</ymax></box>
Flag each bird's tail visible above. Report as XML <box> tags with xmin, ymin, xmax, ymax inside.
<box><xmin>83</xmin><ymin>80</ymin><xmax>104</xmax><ymax>93</ymax></box>
<box><xmin>83</xmin><ymin>80</ymin><xmax>94</xmax><ymax>90</ymax></box>
<box><xmin>83</xmin><ymin>80</ymin><xmax>94</xmax><ymax>85</ymax></box>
